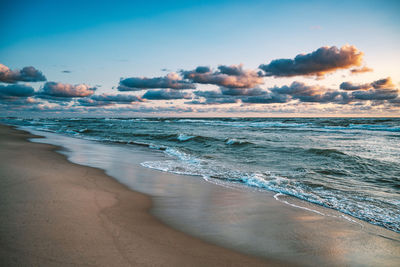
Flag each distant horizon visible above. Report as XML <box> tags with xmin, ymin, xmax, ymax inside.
<box><xmin>2</xmin><ymin>115</ymin><xmax>400</xmax><ymax>119</ymax></box>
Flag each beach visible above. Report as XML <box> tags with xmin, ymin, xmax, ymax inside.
<box><xmin>0</xmin><ymin>123</ymin><xmax>399</xmax><ymax>266</ymax></box>
<box><xmin>0</xmin><ymin>125</ymin><xmax>276</xmax><ymax>266</ymax></box>
<box><xmin>1</xmin><ymin>0</ymin><xmax>399</xmax><ymax>265</ymax></box>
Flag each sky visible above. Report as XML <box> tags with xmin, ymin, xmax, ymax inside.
<box><xmin>0</xmin><ymin>0</ymin><xmax>400</xmax><ymax>117</ymax></box>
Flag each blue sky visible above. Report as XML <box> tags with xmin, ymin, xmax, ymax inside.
<box><xmin>1</xmin><ymin>0</ymin><xmax>399</xmax><ymax>116</ymax></box>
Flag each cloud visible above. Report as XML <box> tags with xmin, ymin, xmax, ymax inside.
<box><xmin>340</xmin><ymin>77</ymin><xmax>395</xmax><ymax>90</ymax></box>
<box><xmin>339</xmin><ymin>82</ymin><xmax>371</xmax><ymax>91</ymax></box>
<box><xmin>191</xmin><ymin>88</ymin><xmax>287</xmax><ymax>105</ymax></box>
<box><xmin>220</xmin><ymin>87</ymin><xmax>267</xmax><ymax>96</ymax></box>
<box><xmin>371</xmin><ymin>77</ymin><xmax>395</xmax><ymax>89</ymax></box>
<box><xmin>77</xmin><ymin>93</ymin><xmax>143</xmax><ymax>106</ymax></box>
<box><xmin>0</xmin><ymin>97</ymin><xmax>38</xmax><ymax>106</ymax></box>
<box><xmin>271</xmin><ymin>82</ymin><xmax>351</xmax><ymax>103</ymax></box>
<box><xmin>188</xmin><ymin>98</ymin><xmax>240</xmax><ymax>105</ymax></box>
<box><xmin>259</xmin><ymin>45</ymin><xmax>363</xmax><ymax>78</ymax></box>
<box><xmin>0</xmin><ymin>63</ymin><xmax>46</xmax><ymax>83</ymax></box>
<box><xmin>0</xmin><ymin>84</ymin><xmax>35</xmax><ymax>99</ymax></box>
<box><xmin>388</xmin><ymin>98</ymin><xmax>400</xmax><ymax>107</ymax></box>
<box><xmin>352</xmin><ymin>89</ymin><xmax>398</xmax><ymax>101</ymax></box>
<box><xmin>350</xmin><ymin>66</ymin><xmax>373</xmax><ymax>74</ymax></box>
<box><xmin>241</xmin><ymin>94</ymin><xmax>290</xmax><ymax>104</ymax></box>
<box><xmin>181</xmin><ymin>64</ymin><xmax>264</xmax><ymax>88</ymax></box>
<box><xmin>142</xmin><ymin>89</ymin><xmax>192</xmax><ymax>100</ymax></box>
<box><xmin>269</xmin><ymin>80</ymin><xmax>398</xmax><ymax>104</ymax></box>
<box><xmin>38</xmin><ymin>82</ymin><xmax>96</xmax><ymax>98</ymax></box>
<box><xmin>188</xmin><ymin>90</ymin><xmax>240</xmax><ymax>105</ymax></box>
<box><xmin>284</xmin><ymin>77</ymin><xmax>399</xmax><ymax>103</ymax></box>
<box><xmin>118</xmin><ymin>72</ymin><xmax>195</xmax><ymax>91</ymax></box>
<box><xmin>193</xmin><ymin>90</ymin><xmax>229</xmax><ymax>99</ymax></box>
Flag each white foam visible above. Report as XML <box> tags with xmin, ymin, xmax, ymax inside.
<box><xmin>177</xmin><ymin>134</ymin><xmax>195</xmax><ymax>141</ymax></box>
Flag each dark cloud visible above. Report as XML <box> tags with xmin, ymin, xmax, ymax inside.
<box><xmin>91</xmin><ymin>94</ymin><xmax>142</xmax><ymax>102</ymax></box>
<box><xmin>271</xmin><ymin>82</ymin><xmax>351</xmax><ymax>104</ymax></box>
<box><xmin>77</xmin><ymin>93</ymin><xmax>143</xmax><ymax>106</ymax></box>
<box><xmin>339</xmin><ymin>82</ymin><xmax>371</xmax><ymax>91</ymax></box>
<box><xmin>352</xmin><ymin>89</ymin><xmax>398</xmax><ymax>101</ymax></box>
<box><xmin>38</xmin><ymin>82</ymin><xmax>96</xmax><ymax>98</ymax></box>
<box><xmin>118</xmin><ymin>73</ymin><xmax>195</xmax><ymax>91</ymax></box>
<box><xmin>259</xmin><ymin>45</ymin><xmax>363</xmax><ymax>78</ymax></box>
<box><xmin>340</xmin><ymin>77</ymin><xmax>395</xmax><ymax>91</ymax></box>
<box><xmin>388</xmin><ymin>98</ymin><xmax>400</xmax><ymax>107</ymax></box>
<box><xmin>241</xmin><ymin>94</ymin><xmax>290</xmax><ymax>104</ymax></box>
<box><xmin>371</xmin><ymin>77</ymin><xmax>395</xmax><ymax>89</ymax></box>
<box><xmin>191</xmin><ymin>88</ymin><xmax>286</xmax><ymax>105</ymax></box>
<box><xmin>268</xmin><ymin>80</ymin><xmax>398</xmax><ymax>104</ymax></box>
<box><xmin>302</xmin><ymin>91</ymin><xmax>351</xmax><ymax>104</ymax></box>
<box><xmin>0</xmin><ymin>84</ymin><xmax>35</xmax><ymax>99</ymax></box>
<box><xmin>220</xmin><ymin>87</ymin><xmax>267</xmax><ymax>96</ymax></box>
<box><xmin>181</xmin><ymin>64</ymin><xmax>264</xmax><ymax>88</ymax></box>
<box><xmin>350</xmin><ymin>66</ymin><xmax>373</xmax><ymax>74</ymax></box>
<box><xmin>0</xmin><ymin>63</ymin><xmax>46</xmax><ymax>83</ymax></box>
<box><xmin>270</xmin><ymin>79</ymin><xmax>399</xmax><ymax>104</ymax></box>
<box><xmin>142</xmin><ymin>89</ymin><xmax>192</xmax><ymax>100</ymax></box>
<box><xmin>0</xmin><ymin>97</ymin><xmax>37</xmax><ymax>107</ymax></box>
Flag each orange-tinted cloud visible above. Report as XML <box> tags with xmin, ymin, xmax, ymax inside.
<box><xmin>340</xmin><ymin>77</ymin><xmax>395</xmax><ymax>91</ymax></box>
<box><xmin>340</xmin><ymin>77</ymin><xmax>399</xmax><ymax>101</ymax></box>
<box><xmin>350</xmin><ymin>66</ymin><xmax>373</xmax><ymax>74</ymax></box>
<box><xmin>259</xmin><ymin>45</ymin><xmax>364</xmax><ymax>78</ymax></box>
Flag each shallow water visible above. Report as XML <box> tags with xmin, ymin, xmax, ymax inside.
<box><xmin>2</xmin><ymin>117</ymin><xmax>400</xmax><ymax>233</ymax></box>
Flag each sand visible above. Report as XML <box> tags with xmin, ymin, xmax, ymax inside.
<box><xmin>0</xmin><ymin>125</ymin><xmax>282</xmax><ymax>266</ymax></box>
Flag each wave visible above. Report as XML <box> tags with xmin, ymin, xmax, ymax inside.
<box><xmin>177</xmin><ymin>133</ymin><xmax>195</xmax><ymax>141</ymax></box>
<box><xmin>78</xmin><ymin>128</ymin><xmax>92</xmax><ymax>133</ymax></box>
<box><xmin>225</xmin><ymin>138</ymin><xmax>253</xmax><ymax>146</ymax></box>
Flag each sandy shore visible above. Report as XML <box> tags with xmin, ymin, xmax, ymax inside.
<box><xmin>0</xmin><ymin>125</ymin><xmax>281</xmax><ymax>266</ymax></box>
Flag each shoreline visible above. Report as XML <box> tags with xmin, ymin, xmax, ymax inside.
<box><xmin>1</xmin><ymin>124</ymin><xmax>399</xmax><ymax>266</ymax></box>
<box><xmin>0</xmin><ymin>125</ymin><xmax>277</xmax><ymax>266</ymax></box>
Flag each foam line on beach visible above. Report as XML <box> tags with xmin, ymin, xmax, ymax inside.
<box><xmin>273</xmin><ymin>193</ymin><xmax>365</xmax><ymax>228</ymax></box>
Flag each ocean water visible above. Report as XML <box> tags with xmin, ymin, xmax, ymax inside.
<box><xmin>2</xmin><ymin>117</ymin><xmax>400</xmax><ymax>233</ymax></box>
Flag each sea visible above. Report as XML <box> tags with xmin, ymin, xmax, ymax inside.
<box><xmin>2</xmin><ymin>117</ymin><xmax>399</xmax><ymax>233</ymax></box>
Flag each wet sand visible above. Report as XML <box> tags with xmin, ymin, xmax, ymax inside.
<box><xmin>0</xmin><ymin>125</ymin><xmax>278</xmax><ymax>266</ymax></box>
